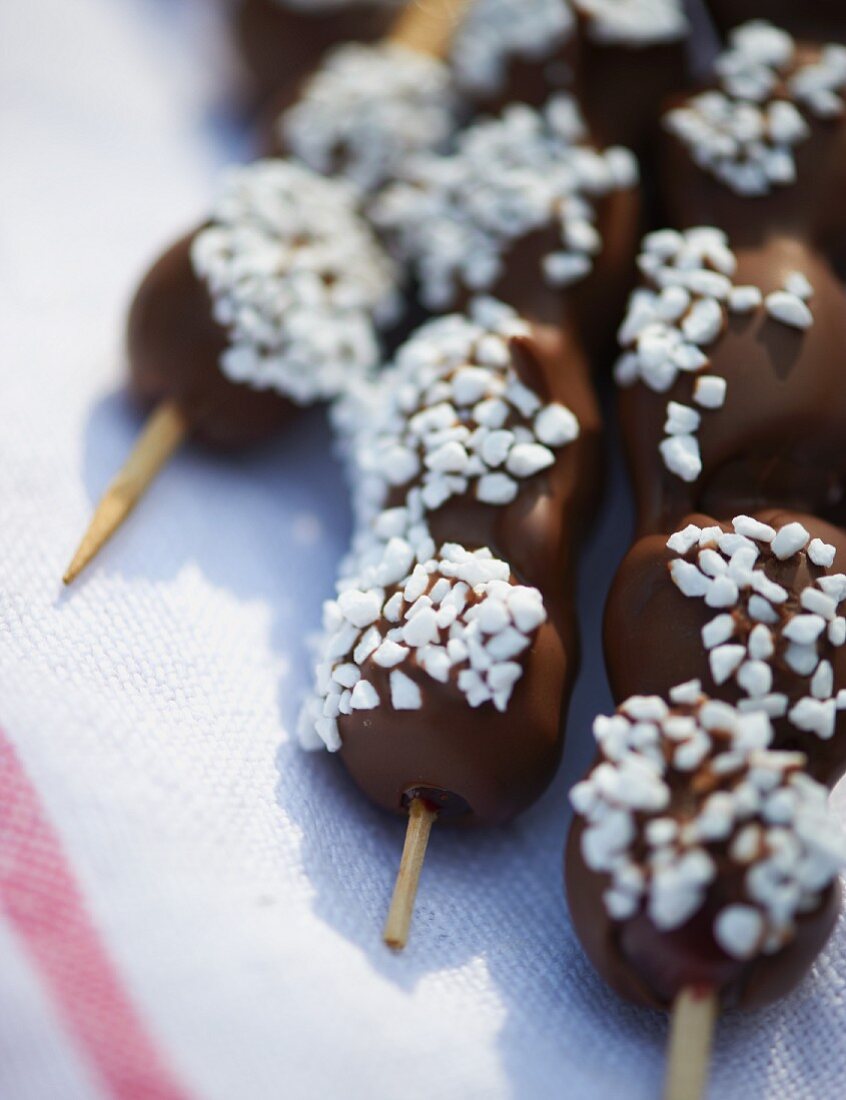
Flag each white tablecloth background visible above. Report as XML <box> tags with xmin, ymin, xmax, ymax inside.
<box><xmin>2</xmin><ymin>1</ymin><xmax>845</xmax><ymax>1097</ymax></box>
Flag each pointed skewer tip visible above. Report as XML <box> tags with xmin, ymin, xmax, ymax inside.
<box><xmin>61</xmin><ymin>400</ymin><xmax>188</xmax><ymax>585</ymax></box>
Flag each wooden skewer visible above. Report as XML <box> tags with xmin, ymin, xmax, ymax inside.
<box><xmin>663</xmin><ymin>985</ymin><xmax>718</xmax><ymax>1100</ymax></box>
<box><xmin>383</xmin><ymin>796</ymin><xmax>437</xmax><ymax>949</ymax></box>
<box><xmin>388</xmin><ymin>0</ymin><xmax>474</xmax><ymax>58</ymax></box>
<box><xmin>63</xmin><ymin>400</ymin><xmax>189</xmax><ymax>584</ymax></box>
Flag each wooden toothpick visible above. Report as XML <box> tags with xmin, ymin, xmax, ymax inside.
<box><xmin>388</xmin><ymin>0</ymin><xmax>474</xmax><ymax>59</ymax></box>
<box><xmin>383</xmin><ymin>797</ymin><xmax>437</xmax><ymax>949</ymax></box>
<box><xmin>664</xmin><ymin>985</ymin><xmax>718</xmax><ymax>1100</ymax></box>
<box><xmin>63</xmin><ymin>400</ymin><xmax>189</xmax><ymax>584</ymax></box>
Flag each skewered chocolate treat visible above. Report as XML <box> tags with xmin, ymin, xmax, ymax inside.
<box><xmin>606</xmin><ymin>512</ymin><xmax>846</xmax><ymax>786</ymax></box>
<box><xmin>274</xmin><ymin>41</ymin><xmax>461</xmax><ymax>195</ymax></box>
<box><xmin>232</xmin><ymin>0</ymin><xmax>397</xmax><ymax>106</ymax></box>
<box><xmin>450</xmin><ymin>0</ymin><xmax>689</xmax><ymax>149</ymax></box>
<box><xmin>705</xmin><ymin>2</ymin><xmax>846</xmax><ymax>47</ymax></box>
<box><xmin>661</xmin><ymin>21</ymin><xmax>846</xmax><ymax>250</ymax></box>
<box><xmin>566</xmin><ymin>22</ymin><xmax>846</xmax><ymax>1092</ymax></box>
<box><xmin>308</xmin><ymin>537</ymin><xmax>567</xmax><ymax>826</ymax></box>
<box><xmin>269</xmin><ymin>0</ymin><xmax>474</xmax><ymax>195</ymax></box>
<box><xmin>130</xmin><ymin>160</ymin><xmax>399</xmax><ymax>447</ymax></box>
<box><xmin>372</xmin><ymin>94</ymin><xmax>640</xmax><ymax>358</ymax></box>
<box><xmin>63</xmin><ymin>160</ymin><xmax>399</xmax><ymax>583</ymax></box>
<box><xmin>613</xmin><ymin>227</ymin><xmax>846</xmax><ymax>535</ymax></box>
<box><xmin>566</xmin><ymin>689</ymin><xmax>846</xmax><ymax>1010</ymax></box>
<box><xmin>301</xmin><ymin>299</ymin><xmax>601</xmax><ymax>823</ymax></box>
<box><xmin>300</xmin><ymin>298</ymin><xmax>601</xmax><ymax>943</ymax></box>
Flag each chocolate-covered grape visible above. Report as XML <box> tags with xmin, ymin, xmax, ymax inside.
<box><xmin>371</xmin><ymin>94</ymin><xmax>641</xmax><ymax>359</ymax></box>
<box><xmin>566</xmin><ymin>690</ymin><xmax>845</xmax><ymax>1009</ymax></box>
<box><xmin>128</xmin><ymin>159</ymin><xmax>398</xmax><ymax>447</ymax></box>
<box><xmin>661</xmin><ymin>22</ymin><xmax>846</xmax><ymax>253</ymax></box>
<box><xmin>614</xmin><ymin>228</ymin><xmax>846</xmax><ymax>534</ymax></box>
<box><xmin>127</xmin><ymin>231</ymin><xmax>293</xmax><ymax>448</ymax></box>
<box><xmin>272</xmin><ymin>42</ymin><xmax>459</xmax><ymax>195</ymax></box>
<box><xmin>605</xmin><ymin>511</ymin><xmax>846</xmax><ymax>785</ymax></box>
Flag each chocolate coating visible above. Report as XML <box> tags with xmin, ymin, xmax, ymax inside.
<box><xmin>618</xmin><ymin>237</ymin><xmax>846</xmax><ymax>535</ymax></box>
<box><xmin>660</xmin><ymin>45</ymin><xmax>846</xmax><ymax>257</ymax></box>
<box><xmin>605</xmin><ymin>510</ymin><xmax>846</xmax><ymax>786</ymax></box>
<box><xmin>338</xmin><ymin>321</ymin><xmax>603</xmax><ymax>825</ymax></box>
<box><xmin>565</xmin><ymin>816</ymin><xmax>840</xmax><ymax>1010</ymax></box>
<box><xmin>705</xmin><ymin>2</ymin><xmax>846</xmax><ymax>46</ymax></box>
<box><xmin>448</xmin><ymin>194</ymin><xmax>641</xmax><ymax>371</ymax></box>
<box><xmin>127</xmin><ymin>231</ymin><xmax>295</xmax><ymax>449</ymax></box>
<box><xmin>427</xmin><ymin>322</ymin><xmax>603</xmax><ymax>631</ymax></box>
<box><xmin>581</xmin><ymin>35</ymin><xmax>688</xmax><ymax>152</ymax></box>
<box><xmin>462</xmin><ymin>13</ymin><xmax>687</xmax><ymax>152</ymax></box>
<box><xmin>232</xmin><ymin>0</ymin><xmax>394</xmax><ymax>107</ymax></box>
<box><xmin>569</xmin><ymin>185</ymin><xmax>642</xmax><ymax>367</ymax></box>
<box><xmin>341</xmin><ymin>612</ymin><xmax>567</xmax><ymax>826</ymax></box>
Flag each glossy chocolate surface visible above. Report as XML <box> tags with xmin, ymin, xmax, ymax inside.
<box><xmin>605</xmin><ymin>510</ymin><xmax>846</xmax><ymax>786</ymax></box>
<box><xmin>127</xmin><ymin>231</ymin><xmax>295</xmax><ymax>448</ymax></box>
<box><xmin>660</xmin><ymin>46</ymin><xmax>846</xmax><ymax>258</ymax></box>
<box><xmin>618</xmin><ymin>238</ymin><xmax>846</xmax><ymax>535</ymax></box>
<box><xmin>339</xmin><ymin>321</ymin><xmax>603</xmax><ymax>824</ymax></box>
<box><xmin>341</xmin><ymin>613</ymin><xmax>567</xmax><ymax>826</ymax></box>
<box><xmin>582</xmin><ymin>36</ymin><xmax>688</xmax><ymax>152</ymax></box>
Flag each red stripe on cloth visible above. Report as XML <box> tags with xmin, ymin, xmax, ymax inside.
<box><xmin>0</xmin><ymin>733</ymin><xmax>191</xmax><ymax>1100</ymax></box>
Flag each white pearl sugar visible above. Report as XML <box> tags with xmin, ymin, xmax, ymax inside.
<box><xmin>373</xmin><ymin>95</ymin><xmax>638</xmax><ymax>310</ymax></box>
<box><xmin>666</xmin><ymin>515</ymin><xmax>846</xmax><ymax>744</ymax></box>
<box><xmin>614</xmin><ymin>226</ymin><xmax>815</xmax><ymax>481</ymax></box>
<box><xmin>572</xmin><ymin>692</ymin><xmax>846</xmax><ymax>964</ymax></box>
<box><xmin>192</xmin><ymin>160</ymin><xmax>398</xmax><ymax>403</ymax></box>
<box><xmin>664</xmin><ymin>20</ymin><xmax>846</xmax><ymax>197</ymax></box>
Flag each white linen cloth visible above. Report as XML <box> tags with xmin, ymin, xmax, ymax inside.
<box><xmin>1</xmin><ymin>1</ymin><xmax>845</xmax><ymax>1097</ymax></box>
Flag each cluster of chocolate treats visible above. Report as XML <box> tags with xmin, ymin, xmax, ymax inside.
<box><xmin>252</xmin><ymin>0</ymin><xmax>690</xmax><ymax>158</ymax></box>
<box><xmin>288</xmin><ymin>63</ymin><xmax>644</xmax><ymax>830</ymax></box>
<box><xmin>75</xmin><ymin>0</ymin><xmax>846</xmax><ymax>1045</ymax></box>
<box><xmin>567</xmin><ymin>18</ymin><xmax>846</xmax><ymax>1014</ymax></box>
<box><xmin>119</xmin><ymin>10</ymin><xmax>649</xmax><ymax>464</ymax></box>
<box><xmin>568</xmin><ymin>688</ymin><xmax>845</xmax><ymax>1008</ymax></box>
<box><xmin>110</xmin><ymin>56</ymin><xmax>642</xmax><ymax>836</ymax></box>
